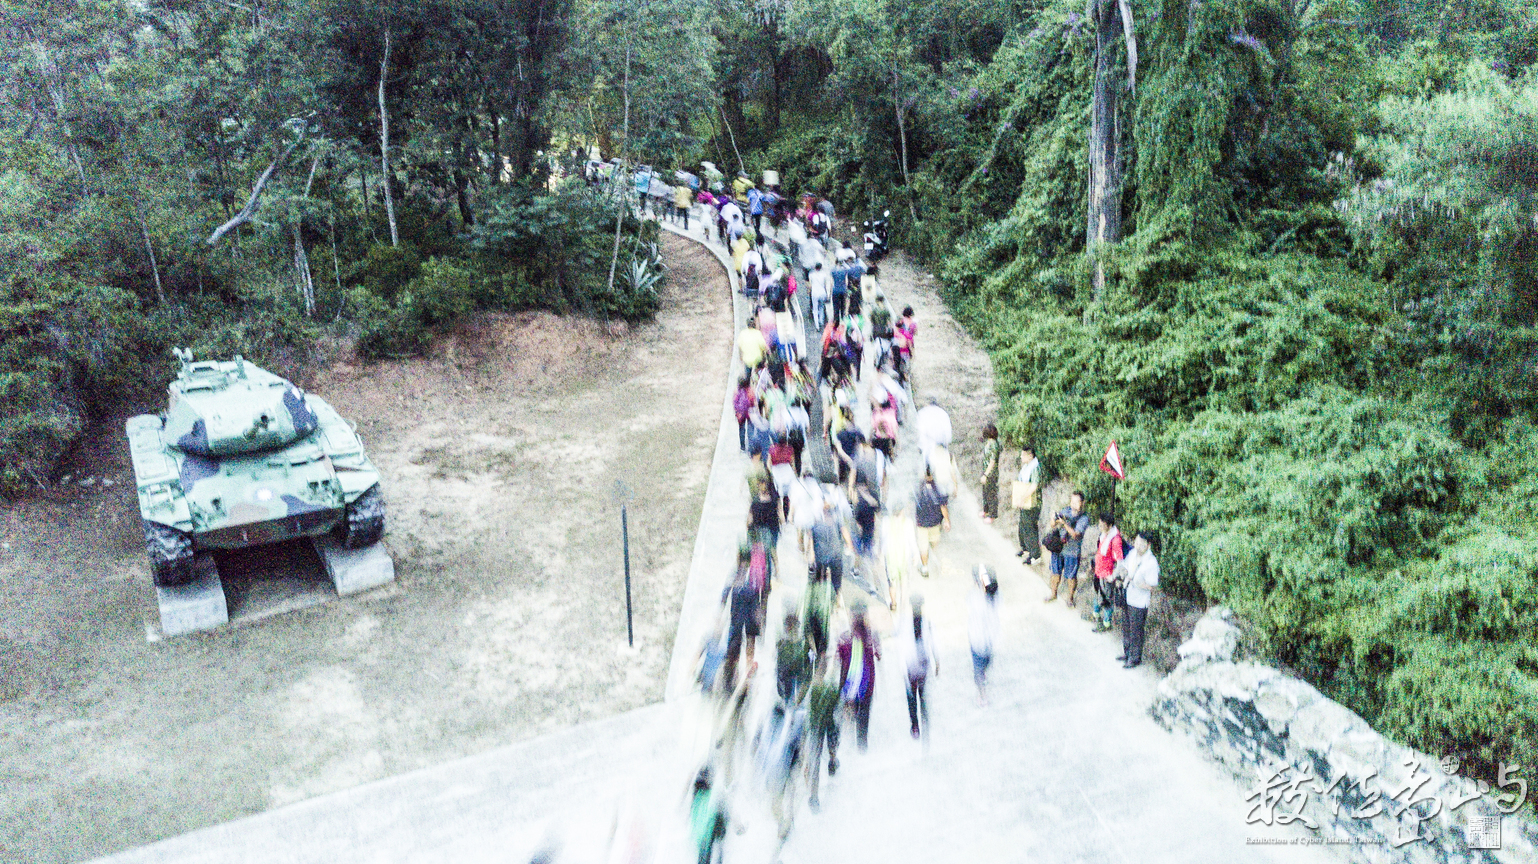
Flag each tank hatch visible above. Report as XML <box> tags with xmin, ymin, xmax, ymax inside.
<box><xmin>162</xmin><ymin>349</ymin><xmax>319</xmax><ymax>456</ymax></box>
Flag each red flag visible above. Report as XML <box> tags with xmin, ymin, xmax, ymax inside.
<box><xmin>1100</xmin><ymin>440</ymin><xmax>1125</xmax><ymax>480</ymax></box>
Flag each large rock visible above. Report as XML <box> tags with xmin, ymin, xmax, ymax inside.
<box><xmin>1153</xmin><ymin>607</ymin><xmax>1537</xmax><ymax>864</ymax></box>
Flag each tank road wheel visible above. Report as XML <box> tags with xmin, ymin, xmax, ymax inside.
<box><xmin>144</xmin><ymin>521</ymin><xmax>194</xmax><ymax>587</ymax></box>
<box><xmin>337</xmin><ymin>485</ymin><xmax>386</xmax><ymax>549</ymax></box>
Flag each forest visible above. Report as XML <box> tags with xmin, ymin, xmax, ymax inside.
<box><xmin>4</xmin><ymin>0</ymin><xmax>1535</xmax><ymax>798</ymax></box>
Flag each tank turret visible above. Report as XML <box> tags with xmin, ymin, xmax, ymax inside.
<box><xmin>161</xmin><ymin>348</ymin><xmax>319</xmax><ymax>456</ymax></box>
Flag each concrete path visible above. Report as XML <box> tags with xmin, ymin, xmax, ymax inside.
<box><xmin>91</xmin><ymin>207</ymin><xmax>1342</xmax><ymax>864</ymax></box>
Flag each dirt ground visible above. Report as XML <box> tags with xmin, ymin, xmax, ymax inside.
<box><xmin>0</xmin><ymin>233</ymin><xmax>732</xmax><ymax>862</ymax></box>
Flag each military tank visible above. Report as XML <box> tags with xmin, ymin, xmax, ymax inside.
<box><xmin>127</xmin><ymin>349</ymin><xmax>385</xmax><ymax>587</ymax></box>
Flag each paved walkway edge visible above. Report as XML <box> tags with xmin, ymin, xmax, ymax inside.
<box><xmin>657</xmin><ymin>218</ymin><xmax>749</xmax><ymax>703</ymax></box>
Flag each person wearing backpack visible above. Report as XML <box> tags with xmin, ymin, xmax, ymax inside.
<box><xmin>721</xmin><ymin>545</ymin><xmax>762</xmax><ymax>690</ymax></box>
<box><xmin>914</xmin><ymin>466</ymin><xmax>951</xmax><ymax>578</ymax></box>
<box><xmin>1091</xmin><ymin>511</ymin><xmax>1125</xmax><ymax>633</ymax></box>
<box><xmin>837</xmin><ymin>600</ymin><xmax>882</xmax><ymax>751</ymax></box>
<box><xmin>744</xmin><ymin>261</ymin><xmax>761</xmax><ymax>299</ymax></box>
<box><xmin>868</xmin><ymin>292</ymin><xmax>895</xmax><ymax>368</ymax></box>
<box><xmin>903</xmin><ymin>594</ymin><xmax>940</xmax><ymax>740</ymax></box>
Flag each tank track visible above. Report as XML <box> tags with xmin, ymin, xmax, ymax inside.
<box><xmin>144</xmin><ymin>521</ymin><xmax>195</xmax><ymax>587</ymax></box>
<box><xmin>337</xmin><ymin>484</ymin><xmax>386</xmax><ymax>548</ymax></box>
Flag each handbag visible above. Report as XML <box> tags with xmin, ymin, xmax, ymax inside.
<box><xmin>1041</xmin><ymin>530</ymin><xmax>1065</xmax><ymax>554</ymax></box>
<box><xmin>1111</xmin><ymin>577</ymin><xmax>1128</xmax><ymax>608</ymax></box>
<box><xmin>1011</xmin><ymin>481</ymin><xmax>1037</xmax><ymax>509</ymax></box>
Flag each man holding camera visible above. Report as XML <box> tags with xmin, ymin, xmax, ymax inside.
<box><xmin>1045</xmin><ymin>491</ymin><xmax>1090</xmax><ymax>607</ymax></box>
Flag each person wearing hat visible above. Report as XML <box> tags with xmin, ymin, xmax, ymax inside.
<box><xmin>868</xmin><ymin>291</ymin><xmax>895</xmax><ymax>369</ymax></box>
<box><xmin>903</xmin><ymin>594</ymin><xmax>939</xmax><ymax>740</ymax></box>
<box><xmin>968</xmin><ymin>565</ymin><xmax>1001</xmax><ymax>705</ymax></box>
<box><xmin>837</xmin><ymin>599</ymin><xmax>881</xmax><ymax>751</ymax></box>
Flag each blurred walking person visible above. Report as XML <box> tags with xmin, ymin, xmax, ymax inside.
<box><xmin>837</xmin><ymin>600</ymin><xmax>881</xmax><ymax>751</ymax></box>
<box><xmin>913</xmin><ymin>467</ymin><xmax>950</xmax><ymax>578</ymax></box>
<box><xmin>804</xmin><ymin>656</ymin><xmax>841</xmax><ymax>812</ymax></box>
<box><xmin>688</xmin><ymin>767</ymin><xmax>727</xmax><ymax>864</ymax></box>
<box><xmin>903</xmin><ymin>595</ymin><xmax>939</xmax><ymax>740</ymax></box>
<box><xmin>674</xmin><ymin>181</ymin><xmax>695</xmax><ymax>229</ymax></box>
<box><xmin>720</xmin><ymin>545</ymin><xmax>761</xmax><ymax>691</ymax></box>
<box><xmin>968</xmin><ymin>565</ymin><xmax>1000</xmax><ymax>705</ymax></box>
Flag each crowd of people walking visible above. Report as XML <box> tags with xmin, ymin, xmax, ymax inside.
<box><xmin>646</xmin><ymin>168</ymin><xmax>1161</xmax><ymax>862</ymax></box>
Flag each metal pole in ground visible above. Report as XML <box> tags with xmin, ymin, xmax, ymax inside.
<box><xmin>623</xmin><ymin>505</ymin><xmax>633</xmax><ymax>647</ymax></box>
<box><xmin>615</xmin><ymin>479</ymin><xmax>634</xmax><ymax>647</ymax></box>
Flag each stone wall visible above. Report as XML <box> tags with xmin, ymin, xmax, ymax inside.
<box><xmin>1152</xmin><ymin>608</ymin><xmax>1537</xmax><ymax>863</ymax></box>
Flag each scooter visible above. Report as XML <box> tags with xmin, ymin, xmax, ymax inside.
<box><xmin>862</xmin><ymin>210</ymin><xmax>891</xmax><ymax>260</ymax></box>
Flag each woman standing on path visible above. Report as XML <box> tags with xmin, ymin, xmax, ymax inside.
<box><xmin>1092</xmin><ymin>512</ymin><xmax>1124</xmax><ymax>633</ymax></box>
<box><xmin>1015</xmin><ymin>446</ymin><xmax>1041</xmax><ymax>564</ymax></box>
<box><xmin>979</xmin><ymin>423</ymin><xmax>1001</xmax><ymax>523</ymax></box>
<box><xmin>1118</xmin><ymin>531</ymin><xmax>1161</xmax><ymax>669</ymax></box>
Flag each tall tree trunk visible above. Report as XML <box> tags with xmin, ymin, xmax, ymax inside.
<box><xmin>722</xmin><ymin>92</ymin><xmax>747</xmax><ymax>173</ymax></box>
<box><xmin>767</xmin><ymin>52</ymin><xmax>785</xmax><ymax>137</ymax></box>
<box><xmin>134</xmin><ymin>197</ymin><xmax>166</xmax><ymax>305</ymax></box>
<box><xmin>488</xmin><ymin>97</ymin><xmax>503</xmax><ymax>183</ymax></box>
<box><xmin>606</xmin><ymin>42</ymin><xmax>632</xmax><ymax>300</ymax></box>
<box><xmin>1087</xmin><ymin>0</ymin><xmax>1124</xmax><ymax>303</ymax></box>
<box><xmin>293</xmin><ymin>156</ymin><xmax>321</xmax><ymax>316</ymax></box>
<box><xmin>293</xmin><ymin>221</ymin><xmax>316</xmax><ymax>316</ymax></box>
<box><xmin>892</xmin><ymin>64</ymin><xmax>919</xmax><ymax>223</ymax></box>
<box><xmin>378</xmin><ymin>29</ymin><xmax>400</xmax><ymax>248</ymax></box>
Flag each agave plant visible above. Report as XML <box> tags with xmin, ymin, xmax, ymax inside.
<box><xmin>621</xmin><ymin>240</ymin><xmax>667</xmax><ymax>296</ymax></box>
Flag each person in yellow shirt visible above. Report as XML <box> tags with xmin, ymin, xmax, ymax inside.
<box><xmin>674</xmin><ymin>183</ymin><xmax>695</xmax><ymax>229</ymax></box>
<box><xmin>733</xmin><ymin>172</ymin><xmax>755</xmax><ymax>204</ymax></box>
<box><xmin>731</xmin><ymin>234</ymin><xmax>751</xmax><ymax>277</ymax></box>
<box><xmin>737</xmin><ymin>319</ymin><xmax>770</xmax><ymax>371</ymax></box>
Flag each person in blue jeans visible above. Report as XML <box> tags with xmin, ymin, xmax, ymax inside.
<box><xmin>830</xmin><ymin>262</ymin><xmax>849</xmax><ymax>321</ymax></box>
<box><xmin>1045</xmin><ymin>491</ymin><xmax>1090</xmax><ymax>607</ymax></box>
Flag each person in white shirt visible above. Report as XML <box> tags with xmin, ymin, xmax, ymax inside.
<box><xmin>720</xmin><ymin>200</ymin><xmax>744</xmax><ymax>225</ymax></box>
<box><xmin>808</xmin><ymin>261</ymin><xmax>833</xmax><ymax>329</ymax></box>
<box><xmin>1015</xmin><ymin>446</ymin><xmax>1042</xmax><ymax>564</ymax></box>
<box><xmin>1116</xmin><ymin>531</ymin><xmax>1160</xmax><ymax>668</ymax></box>
<box><xmin>741</xmin><ymin>245</ymin><xmax>764</xmax><ymax>277</ymax></box>
<box><xmin>915</xmin><ymin>399</ymin><xmax>952</xmax><ymax>460</ymax></box>
<box><xmin>968</xmin><ymin>565</ymin><xmax>1001</xmax><ymax>705</ymax></box>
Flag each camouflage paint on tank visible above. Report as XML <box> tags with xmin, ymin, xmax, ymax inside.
<box><xmin>162</xmin><ymin>353</ymin><xmax>321</xmax><ymax>457</ymax></box>
<box><xmin>129</xmin><ymin>351</ymin><xmax>383</xmax><ymax>550</ymax></box>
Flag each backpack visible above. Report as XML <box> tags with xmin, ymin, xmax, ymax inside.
<box><xmin>764</xmin><ymin>280</ymin><xmax>786</xmax><ymax>311</ymax></box>
<box><xmin>870</xmin><ymin>306</ymin><xmax>893</xmax><ymax>338</ymax></box>
<box><xmin>745</xmin><ymin>267</ymin><xmax>760</xmax><ymax>297</ymax></box>
<box><xmin>841</xmin><ymin>634</ymin><xmax>866</xmax><ymax>702</ymax></box>
<box><xmin>749</xmin><ymin>543</ymin><xmax>769</xmax><ymax>592</ymax></box>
